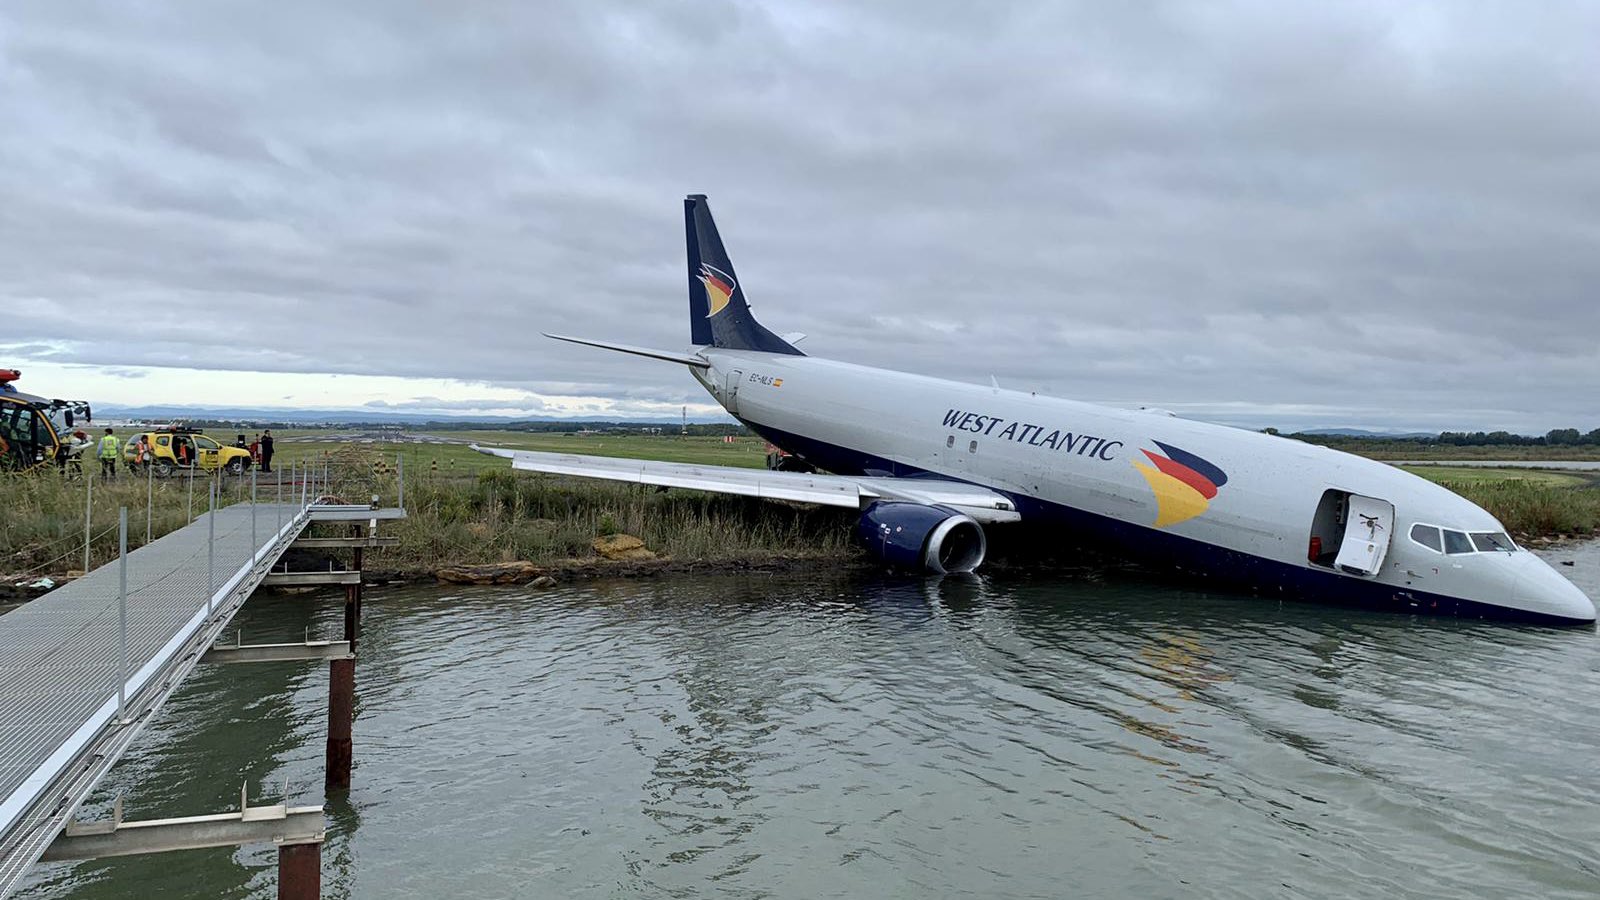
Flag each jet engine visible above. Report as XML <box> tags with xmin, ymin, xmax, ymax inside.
<box><xmin>856</xmin><ymin>500</ymin><xmax>987</xmax><ymax>574</ymax></box>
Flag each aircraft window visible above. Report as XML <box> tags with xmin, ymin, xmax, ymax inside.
<box><xmin>1471</xmin><ymin>532</ymin><xmax>1516</xmax><ymax>553</ymax></box>
<box><xmin>1442</xmin><ymin>530</ymin><xmax>1474</xmax><ymax>555</ymax></box>
<box><xmin>1409</xmin><ymin>524</ymin><xmax>1442</xmax><ymax>553</ymax></box>
<box><xmin>968</xmin><ymin>440</ymin><xmax>977</xmax><ymax>453</ymax></box>
<box><xmin>946</xmin><ymin>435</ymin><xmax>954</xmax><ymax>448</ymax></box>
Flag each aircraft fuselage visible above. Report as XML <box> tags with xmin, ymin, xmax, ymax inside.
<box><xmin>693</xmin><ymin>349</ymin><xmax>1595</xmax><ymax>625</ymax></box>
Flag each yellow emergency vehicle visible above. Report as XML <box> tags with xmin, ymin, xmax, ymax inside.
<box><xmin>124</xmin><ymin>426</ymin><xmax>253</xmax><ymax>476</ymax></box>
<box><xmin>0</xmin><ymin>368</ymin><xmax>94</xmax><ymax>472</ymax></box>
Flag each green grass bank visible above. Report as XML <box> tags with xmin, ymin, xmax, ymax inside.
<box><xmin>4</xmin><ymin>435</ymin><xmax>1596</xmax><ymax>594</ymax></box>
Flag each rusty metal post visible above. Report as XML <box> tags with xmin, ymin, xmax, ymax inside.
<box><xmin>326</xmin><ymin>658</ymin><xmax>354</xmax><ymax>792</ymax></box>
<box><xmin>346</xmin><ymin>523</ymin><xmax>364</xmax><ymax>649</ymax></box>
<box><xmin>277</xmin><ymin>840</ymin><xmax>321</xmax><ymax>900</ymax></box>
<box><xmin>342</xmin><ymin>586</ymin><xmax>358</xmax><ymax>650</ymax></box>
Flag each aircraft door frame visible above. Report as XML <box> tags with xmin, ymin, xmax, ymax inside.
<box><xmin>724</xmin><ymin>369</ymin><xmax>743</xmax><ymax>415</ymax></box>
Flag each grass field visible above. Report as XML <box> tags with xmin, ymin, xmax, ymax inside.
<box><xmin>1327</xmin><ymin>443</ymin><xmax>1600</xmax><ymax>462</ymax></box>
<box><xmin>270</xmin><ymin>431</ymin><xmax>772</xmax><ymax>475</ymax></box>
<box><xmin>1401</xmin><ymin>466</ymin><xmax>1593</xmax><ymax>488</ymax></box>
<box><xmin>1400</xmin><ymin>466</ymin><xmax>1599</xmax><ymax>538</ymax></box>
<box><xmin>6</xmin><ymin>430</ymin><xmax>1597</xmax><ymax>585</ymax></box>
<box><xmin>1</xmin><ymin>432</ymin><xmax>835</xmax><ymax>583</ymax></box>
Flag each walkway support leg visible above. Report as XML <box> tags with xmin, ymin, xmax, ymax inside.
<box><xmin>342</xmin><ymin>586</ymin><xmax>359</xmax><ymax>650</ymax></box>
<box><xmin>277</xmin><ymin>840</ymin><xmax>321</xmax><ymax>900</ymax></box>
<box><xmin>326</xmin><ymin>658</ymin><xmax>354</xmax><ymax>792</ymax></box>
<box><xmin>346</xmin><ymin>522</ymin><xmax>364</xmax><ymax>648</ymax></box>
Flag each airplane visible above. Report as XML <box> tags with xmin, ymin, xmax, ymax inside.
<box><xmin>474</xmin><ymin>194</ymin><xmax>1596</xmax><ymax>626</ymax></box>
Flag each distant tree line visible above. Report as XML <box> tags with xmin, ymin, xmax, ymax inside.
<box><xmin>1431</xmin><ymin>428</ymin><xmax>1600</xmax><ymax>446</ymax></box>
<box><xmin>1280</xmin><ymin>427</ymin><xmax>1600</xmax><ymax>447</ymax></box>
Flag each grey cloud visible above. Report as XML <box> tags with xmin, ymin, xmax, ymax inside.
<box><xmin>1</xmin><ymin>0</ymin><xmax>1597</xmax><ymax>431</ymax></box>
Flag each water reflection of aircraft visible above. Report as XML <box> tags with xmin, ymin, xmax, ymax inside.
<box><xmin>476</xmin><ymin>196</ymin><xmax>1595</xmax><ymax>626</ymax></box>
<box><xmin>0</xmin><ymin>369</ymin><xmax>93</xmax><ymax>471</ymax></box>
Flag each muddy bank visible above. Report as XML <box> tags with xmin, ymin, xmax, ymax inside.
<box><xmin>381</xmin><ymin>552</ymin><xmax>869</xmax><ymax>587</ymax></box>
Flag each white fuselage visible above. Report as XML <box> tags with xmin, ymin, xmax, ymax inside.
<box><xmin>692</xmin><ymin>349</ymin><xmax>1595</xmax><ymax>623</ymax></box>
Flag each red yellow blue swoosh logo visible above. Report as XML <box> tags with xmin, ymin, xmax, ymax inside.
<box><xmin>699</xmin><ymin>264</ymin><xmax>736</xmax><ymax>316</ymax></box>
<box><xmin>1131</xmin><ymin>441</ymin><xmax>1228</xmax><ymax>527</ymax></box>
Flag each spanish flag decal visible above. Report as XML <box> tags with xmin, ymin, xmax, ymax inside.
<box><xmin>699</xmin><ymin>263</ymin><xmax>736</xmax><ymax>317</ymax></box>
<box><xmin>1132</xmin><ymin>441</ymin><xmax>1228</xmax><ymax>528</ymax></box>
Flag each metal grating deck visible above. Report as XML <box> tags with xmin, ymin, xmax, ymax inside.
<box><xmin>0</xmin><ymin>502</ymin><xmax>308</xmax><ymax>897</ymax></box>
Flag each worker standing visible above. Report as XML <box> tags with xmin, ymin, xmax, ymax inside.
<box><xmin>97</xmin><ymin>428</ymin><xmax>120</xmax><ymax>482</ymax></box>
<box><xmin>260</xmin><ymin>429</ymin><xmax>274</xmax><ymax>473</ymax></box>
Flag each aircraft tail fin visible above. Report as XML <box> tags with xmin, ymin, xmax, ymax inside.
<box><xmin>685</xmin><ymin>195</ymin><xmax>803</xmax><ymax>355</ymax></box>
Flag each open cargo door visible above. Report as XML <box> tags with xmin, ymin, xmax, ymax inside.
<box><xmin>1334</xmin><ymin>495</ymin><xmax>1394</xmax><ymax>576</ymax></box>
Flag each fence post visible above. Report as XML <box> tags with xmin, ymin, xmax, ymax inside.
<box><xmin>207</xmin><ymin>480</ymin><xmax>216</xmax><ymax>614</ymax></box>
<box><xmin>145</xmin><ymin>455</ymin><xmax>154</xmax><ymax>545</ymax></box>
<box><xmin>277</xmin><ymin>467</ymin><xmax>283</xmax><ymax>533</ymax></box>
<box><xmin>117</xmin><ymin>507</ymin><xmax>129</xmax><ymax>723</ymax></box>
<box><xmin>250</xmin><ymin>470</ymin><xmax>258</xmax><ymax>560</ymax></box>
<box><xmin>83</xmin><ymin>471</ymin><xmax>93</xmax><ymax>573</ymax></box>
<box><xmin>187</xmin><ymin>462</ymin><xmax>195</xmax><ymax>525</ymax></box>
<box><xmin>397</xmin><ymin>454</ymin><xmax>404</xmax><ymax>509</ymax></box>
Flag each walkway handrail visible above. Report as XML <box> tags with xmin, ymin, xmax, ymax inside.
<box><xmin>0</xmin><ymin>507</ymin><xmax>309</xmax><ymax>846</ymax></box>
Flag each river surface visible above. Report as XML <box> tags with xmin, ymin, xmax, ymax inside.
<box><xmin>16</xmin><ymin>545</ymin><xmax>1600</xmax><ymax>899</ymax></box>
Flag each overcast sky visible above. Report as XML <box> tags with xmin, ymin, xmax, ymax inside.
<box><xmin>2</xmin><ymin>1</ymin><xmax>1596</xmax><ymax>431</ymax></box>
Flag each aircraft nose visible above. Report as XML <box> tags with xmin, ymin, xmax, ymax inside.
<box><xmin>1514</xmin><ymin>558</ymin><xmax>1596</xmax><ymax>624</ymax></box>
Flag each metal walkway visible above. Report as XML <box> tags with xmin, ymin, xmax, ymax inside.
<box><xmin>0</xmin><ymin>501</ymin><xmax>309</xmax><ymax>896</ymax></box>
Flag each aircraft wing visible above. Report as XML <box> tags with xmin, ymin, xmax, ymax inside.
<box><xmin>470</xmin><ymin>445</ymin><xmax>1022</xmax><ymax>524</ymax></box>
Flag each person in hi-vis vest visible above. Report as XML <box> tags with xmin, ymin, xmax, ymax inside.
<box><xmin>97</xmin><ymin>428</ymin><xmax>121</xmax><ymax>482</ymax></box>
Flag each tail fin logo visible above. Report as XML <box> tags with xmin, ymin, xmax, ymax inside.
<box><xmin>698</xmin><ymin>263</ymin><xmax>736</xmax><ymax>317</ymax></box>
<box><xmin>1131</xmin><ymin>441</ymin><xmax>1229</xmax><ymax>528</ymax></box>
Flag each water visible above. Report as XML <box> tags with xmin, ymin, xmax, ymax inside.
<box><xmin>17</xmin><ymin>546</ymin><xmax>1600</xmax><ymax>899</ymax></box>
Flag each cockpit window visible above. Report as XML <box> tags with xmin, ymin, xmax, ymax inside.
<box><xmin>1409</xmin><ymin>524</ymin><xmax>1442</xmax><ymax>553</ymax></box>
<box><xmin>1471</xmin><ymin>532</ymin><xmax>1516</xmax><ymax>553</ymax></box>
<box><xmin>1442</xmin><ymin>530</ymin><xmax>1474</xmax><ymax>555</ymax></box>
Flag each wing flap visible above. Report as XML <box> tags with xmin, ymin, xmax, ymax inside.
<box><xmin>471</xmin><ymin>445</ymin><xmax>1021</xmax><ymax>522</ymax></box>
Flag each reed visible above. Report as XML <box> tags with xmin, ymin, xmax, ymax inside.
<box><xmin>0</xmin><ymin>461</ymin><xmax>855</xmax><ymax>580</ymax></box>
<box><xmin>1439</xmin><ymin>479</ymin><xmax>1600</xmax><ymax>538</ymax></box>
<box><xmin>0</xmin><ymin>470</ymin><xmax>238</xmax><ymax>576</ymax></box>
<box><xmin>5</xmin><ymin>454</ymin><xmax>1594</xmax><ymax>584</ymax></box>
<box><xmin>387</xmin><ymin>468</ymin><xmax>855</xmax><ymax>571</ymax></box>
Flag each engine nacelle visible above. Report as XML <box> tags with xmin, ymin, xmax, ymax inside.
<box><xmin>856</xmin><ymin>501</ymin><xmax>987</xmax><ymax>574</ymax></box>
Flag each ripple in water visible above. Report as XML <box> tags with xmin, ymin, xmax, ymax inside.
<box><xmin>18</xmin><ymin>545</ymin><xmax>1600</xmax><ymax>899</ymax></box>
